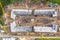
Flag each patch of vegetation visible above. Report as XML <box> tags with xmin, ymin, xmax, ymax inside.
<box><xmin>31</xmin><ymin>0</ymin><xmax>60</xmax><ymax>4</ymax></box>
<box><xmin>46</xmin><ymin>0</ymin><xmax>60</xmax><ymax>4</ymax></box>
<box><xmin>0</xmin><ymin>0</ymin><xmax>23</xmax><ymax>7</ymax></box>
<box><xmin>0</xmin><ymin>7</ymin><xmax>4</xmax><ymax>25</ymax></box>
<box><xmin>35</xmin><ymin>38</ymin><xmax>60</xmax><ymax>40</ymax></box>
<box><xmin>31</xmin><ymin>0</ymin><xmax>41</xmax><ymax>3</ymax></box>
<box><xmin>11</xmin><ymin>0</ymin><xmax>23</xmax><ymax>3</ymax></box>
<box><xmin>0</xmin><ymin>0</ymin><xmax>11</xmax><ymax>7</ymax></box>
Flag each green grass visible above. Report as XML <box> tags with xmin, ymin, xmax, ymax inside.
<box><xmin>35</xmin><ymin>38</ymin><xmax>60</xmax><ymax>40</ymax></box>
